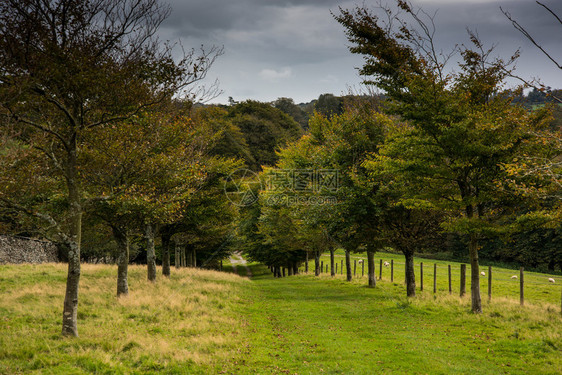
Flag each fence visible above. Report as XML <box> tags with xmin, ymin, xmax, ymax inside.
<box><xmin>296</xmin><ymin>254</ymin><xmax>562</xmax><ymax>313</ymax></box>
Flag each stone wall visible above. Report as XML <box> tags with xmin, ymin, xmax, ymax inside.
<box><xmin>0</xmin><ymin>235</ymin><xmax>59</xmax><ymax>264</ymax></box>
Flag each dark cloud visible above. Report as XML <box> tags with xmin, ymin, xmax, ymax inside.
<box><xmin>158</xmin><ymin>0</ymin><xmax>562</xmax><ymax>104</ymax></box>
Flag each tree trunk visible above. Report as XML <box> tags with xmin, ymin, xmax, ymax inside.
<box><xmin>469</xmin><ymin>233</ymin><xmax>482</xmax><ymax>313</ymax></box>
<box><xmin>367</xmin><ymin>250</ymin><xmax>376</xmax><ymax>287</ymax></box>
<box><xmin>305</xmin><ymin>252</ymin><xmax>309</xmax><ymax>273</ymax></box>
<box><xmin>145</xmin><ymin>223</ymin><xmax>157</xmax><ymax>282</ymax></box>
<box><xmin>175</xmin><ymin>243</ymin><xmax>181</xmax><ymax>268</ymax></box>
<box><xmin>345</xmin><ymin>250</ymin><xmax>352</xmax><ymax>282</ymax></box>
<box><xmin>161</xmin><ymin>231</ymin><xmax>171</xmax><ymax>277</ymax></box>
<box><xmin>62</xmin><ymin>147</ymin><xmax>81</xmax><ymax>337</ymax></box>
<box><xmin>192</xmin><ymin>247</ymin><xmax>197</xmax><ymax>268</ymax></box>
<box><xmin>112</xmin><ymin>226</ymin><xmax>129</xmax><ymax>297</ymax></box>
<box><xmin>287</xmin><ymin>262</ymin><xmax>293</xmax><ymax>276</ymax></box>
<box><xmin>314</xmin><ymin>251</ymin><xmax>320</xmax><ymax>276</ymax></box>
<box><xmin>292</xmin><ymin>262</ymin><xmax>298</xmax><ymax>275</ymax></box>
<box><xmin>405</xmin><ymin>251</ymin><xmax>416</xmax><ymax>297</ymax></box>
<box><xmin>330</xmin><ymin>249</ymin><xmax>335</xmax><ymax>277</ymax></box>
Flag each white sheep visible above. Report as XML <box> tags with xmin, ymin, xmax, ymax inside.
<box><xmin>383</xmin><ymin>261</ymin><xmax>390</xmax><ymax>267</ymax></box>
<box><xmin>511</xmin><ymin>275</ymin><xmax>518</xmax><ymax>279</ymax></box>
<box><xmin>548</xmin><ymin>278</ymin><xmax>555</xmax><ymax>283</ymax></box>
<box><xmin>481</xmin><ymin>271</ymin><xmax>485</xmax><ymax>276</ymax></box>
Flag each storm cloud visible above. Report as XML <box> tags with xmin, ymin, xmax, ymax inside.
<box><xmin>159</xmin><ymin>0</ymin><xmax>562</xmax><ymax>104</ymax></box>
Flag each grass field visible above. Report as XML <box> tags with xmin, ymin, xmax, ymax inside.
<box><xmin>1</xmin><ymin>255</ymin><xmax>562</xmax><ymax>374</ymax></box>
<box><xmin>0</xmin><ymin>264</ymin><xmax>250</xmax><ymax>374</ymax></box>
<box><xmin>313</xmin><ymin>250</ymin><xmax>562</xmax><ymax>306</ymax></box>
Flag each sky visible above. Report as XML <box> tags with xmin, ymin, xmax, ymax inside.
<box><xmin>158</xmin><ymin>0</ymin><xmax>562</xmax><ymax>104</ymax></box>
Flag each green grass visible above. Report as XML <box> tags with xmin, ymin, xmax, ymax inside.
<box><xmin>310</xmin><ymin>250</ymin><xmax>562</xmax><ymax>306</ymax></box>
<box><xmin>1</xmin><ymin>258</ymin><xmax>561</xmax><ymax>374</ymax></box>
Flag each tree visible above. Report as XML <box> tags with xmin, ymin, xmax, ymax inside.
<box><xmin>83</xmin><ymin>109</ymin><xmax>221</xmax><ymax>292</ymax></box>
<box><xmin>314</xmin><ymin>94</ymin><xmax>344</xmax><ymax>118</ymax></box>
<box><xmin>273</xmin><ymin>97</ymin><xmax>310</xmax><ymax>130</ymax></box>
<box><xmin>336</xmin><ymin>1</ymin><xmax>550</xmax><ymax>312</ymax></box>
<box><xmin>228</xmin><ymin>100</ymin><xmax>303</xmax><ymax>170</ymax></box>
<box><xmin>0</xmin><ymin>0</ymin><xmax>221</xmax><ymax>336</ymax></box>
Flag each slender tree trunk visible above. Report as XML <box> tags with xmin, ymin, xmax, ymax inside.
<box><xmin>305</xmin><ymin>252</ymin><xmax>309</xmax><ymax>273</ymax></box>
<box><xmin>112</xmin><ymin>226</ymin><xmax>129</xmax><ymax>297</ymax></box>
<box><xmin>404</xmin><ymin>251</ymin><xmax>416</xmax><ymax>297</ymax></box>
<box><xmin>330</xmin><ymin>249</ymin><xmax>335</xmax><ymax>277</ymax></box>
<box><xmin>367</xmin><ymin>250</ymin><xmax>376</xmax><ymax>287</ymax></box>
<box><xmin>345</xmin><ymin>249</ymin><xmax>352</xmax><ymax>282</ymax></box>
<box><xmin>314</xmin><ymin>251</ymin><xmax>320</xmax><ymax>276</ymax></box>
<box><xmin>287</xmin><ymin>262</ymin><xmax>293</xmax><ymax>276</ymax></box>
<box><xmin>193</xmin><ymin>248</ymin><xmax>197</xmax><ymax>267</ymax></box>
<box><xmin>469</xmin><ymin>233</ymin><xmax>482</xmax><ymax>313</ymax></box>
<box><xmin>161</xmin><ymin>231</ymin><xmax>171</xmax><ymax>277</ymax></box>
<box><xmin>62</xmin><ymin>147</ymin><xmax>81</xmax><ymax>337</ymax></box>
<box><xmin>145</xmin><ymin>223</ymin><xmax>156</xmax><ymax>282</ymax></box>
<box><xmin>292</xmin><ymin>262</ymin><xmax>298</xmax><ymax>275</ymax></box>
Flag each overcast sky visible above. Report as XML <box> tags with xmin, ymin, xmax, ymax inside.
<box><xmin>158</xmin><ymin>0</ymin><xmax>562</xmax><ymax>104</ymax></box>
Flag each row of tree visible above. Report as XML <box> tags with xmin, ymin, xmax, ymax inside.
<box><xmin>0</xmin><ymin>0</ymin><xmax>306</xmax><ymax>337</ymax></box>
<box><xmin>240</xmin><ymin>1</ymin><xmax>562</xmax><ymax>316</ymax></box>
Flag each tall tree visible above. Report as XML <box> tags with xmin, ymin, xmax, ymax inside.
<box><xmin>0</xmin><ymin>0</ymin><xmax>220</xmax><ymax>336</ymax></box>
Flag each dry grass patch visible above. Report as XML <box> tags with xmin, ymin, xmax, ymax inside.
<box><xmin>0</xmin><ymin>263</ymin><xmax>251</xmax><ymax>374</ymax></box>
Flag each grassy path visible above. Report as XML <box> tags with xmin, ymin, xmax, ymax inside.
<box><xmin>229</xmin><ymin>251</ymin><xmax>253</xmax><ymax>277</ymax></box>
<box><xmin>227</xmin><ymin>262</ymin><xmax>562</xmax><ymax>374</ymax></box>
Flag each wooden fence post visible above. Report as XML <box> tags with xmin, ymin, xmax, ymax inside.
<box><xmin>433</xmin><ymin>263</ymin><xmax>437</xmax><ymax>294</ymax></box>
<box><xmin>460</xmin><ymin>264</ymin><xmax>466</xmax><ymax>297</ymax></box>
<box><xmin>488</xmin><ymin>266</ymin><xmax>492</xmax><ymax>301</ymax></box>
<box><xmin>379</xmin><ymin>259</ymin><xmax>383</xmax><ymax>280</ymax></box>
<box><xmin>354</xmin><ymin>259</ymin><xmax>357</xmax><ymax>277</ymax></box>
<box><xmin>335</xmin><ymin>263</ymin><xmax>338</xmax><ymax>274</ymax></box>
<box><xmin>420</xmin><ymin>262</ymin><xmax>424</xmax><ymax>291</ymax></box>
<box><xmin>448</xmin><ymin>265</ymin><xmax>452</xmax><ymax>294</ymax></box>
<box><xmin>326</xmin><ymin>264</ymin><xmax>328</xmax><ymax>273</ymax></box>
<box><xmin>391</xmin><ymin>260</ymin><xmax>394</xmax><ymax>282</ymax></box>
<box><xmin>520</xmin><ymin>267</ymin><xmax>524</xmax><ymax>306</ymax></box>
<box><xmin>362</xmin><ymin>260</ymin><xmax>365</xmax><ymax>277</ymax></box>
<box><xmin>341</xmin><ymin>260</ymin><xmax>343</xmax><ymax>275</ymax></box>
